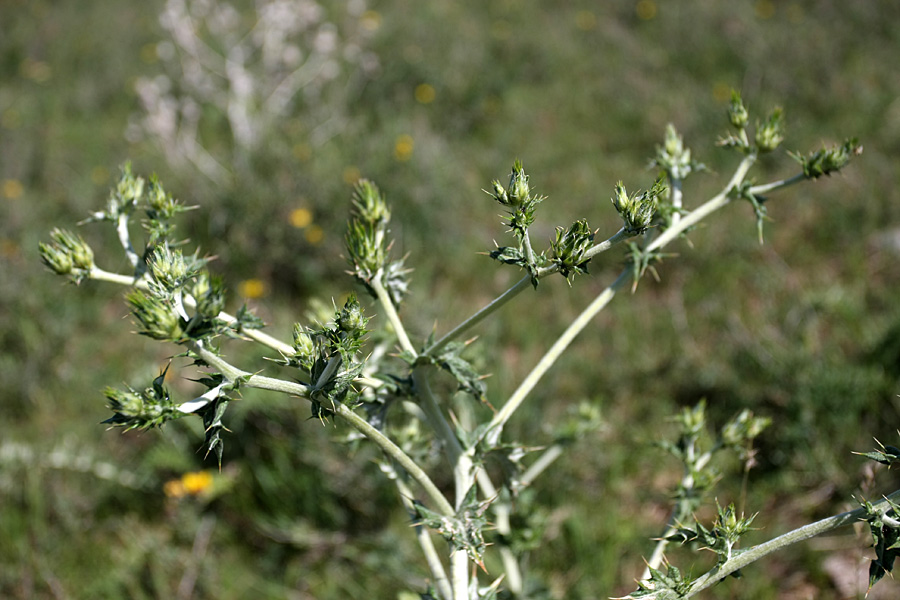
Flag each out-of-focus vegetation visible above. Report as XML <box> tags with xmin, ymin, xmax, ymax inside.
<box><xmin>2</xmin><ymin>0</ymin><xmax>900</xmax><ymax>597</ymax></box>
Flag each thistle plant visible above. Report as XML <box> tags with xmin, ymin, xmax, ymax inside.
<box><xmin>42</xmin><ymin>92</ymin><xmax>899</xmax><ymax>599</ymax></box>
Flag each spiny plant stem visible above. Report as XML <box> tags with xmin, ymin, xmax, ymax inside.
<box><xmin>451</xmin><ymin>550</ymin><xmax>469</xmax><ymax>600</ymax></box>
<box><xmin>116</xmin><ymin>213</ymin><xmax>141</xmax><ymax>268</ymax></box>
<box><xmin>391</xmin><ymin>468</ymin><xmax>453</xmax><ymax>600</ymax></box>
<box><xmin>747</xmin><ymin>172</ymin><xmax>806</xmax><ymax>196</ymax></box>
<box><xmin>646</xmin><ymin>154</ymin><xmax>756</xmax><ymax>254</ymax></box>
<box><xmin>190</xmin><ymin>342</ymin><xmax>455</xmax><ymax>517</ymax></box>
<box><xmin>424</xmin><ymin>227</ymin><xmax>630</xmax><ymax>358</ymax></box>
<box><xmin>475</xmin><ymin>469</ymin><xmax>524</xmax><ymax>596</ymax></box>
<box><xmin>486</xmin><ymin>156</ymin><xmax>759</xmax><ymax>444</ymax></box>
<box><xmin>486</xmin><ymin>269</ymin><xmax>630</xmax><ymax>445</ymax></box>
<box><xmin>88</xmin><ymin>266</ymin><xmax>295</xmax><ymax>354</ymax></box>
<box><xmin>684</xmin><ymin>489</ymin><xmax>900</xmax><ymax>598</ymax></box>
<box><xmin>370</xmin><ymin>271</ymin><xmax>417</xmax><ymax>357</ymax></box>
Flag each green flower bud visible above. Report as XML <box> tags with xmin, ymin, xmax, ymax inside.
<box><xmin>126</xmin><ymin>289</ymin><xmax>185</xmax><ymax>341</ymax></box>
<box><xmin>490</xmin><ymin>180</ymin><xmax>509</xmax><ymax>205</ymax></box>
<box><xmin>39</xmin><ymin>228</ymin><xmax>94</xmax><ymax>280</ymax></box>
<box><xmin>791</xmin><ymin>138</ymin><xmax>862</xmax><ymax>179</ymax></box>
<box><xmin>147</xmin><ymin>245</ymin><xmax>189</xmax><ymax>290</ymax></box>
<box><xmin>652</xmin><ymin>124</ymin><xmax>702</xmax><ymax>180</ymax></box>
<box><xmin>191</xmin><ymin>272</ymin><xmax>225</xmax><ymax>318</ymax></box>
<box><xmin>610</xmin><ymin>180</ymin><xmax>662</xmax><ymax>236</ymax></box>
<box><xmin>507</xmin><ymin>160</ymin><xmax>530</xmax><ymax>207</ymax></box>
<box><xmin>345</xmin><ymin>219</ymin><xmax>385</xmax><ymax>281</ymax></box>
<box><xmin>727</xmin><ymin>90</ymin><xmax>749</xmax><ymax>129</ymax></box>
<box><xmin>292</xmin><ymin>323</ymin><xmax>316</xmax><ymax>367</ymax></box>
<box><xmin>351</xmin><ymin>179</ymin><xmax>391</xmax><ymax>226</ymax></box>
<box><xmin>147</xmin><ymin>174</ymin><xmax>178</xmax><ymax>219</ymax></box>
<box><xmin>102</xmin><ymin>370</ymin><xmax>178</xmax><ymax>430</ymax></box>
<box><xmin>337</xmin><ymin>295</ymin><xmax>367</xmax><ymax>334</ymax></box>
<box><xmin>755</xmin><ymin>107</ymin><xmax>784</xmax><ymax>153</ymax></box>
<box><xmin>551</xmin><ymin>219</ymin><xmax>594</xmax><ymax>283</ymax></box>
<box><xmin>116</xmin><ymin>163</ymin><xmax>145</xmax><ymax>205</ymax></box>
<box><xmin>39</xmin><ymin>240</ymin><xmax>74</xmax><ymax>275</ymax></box>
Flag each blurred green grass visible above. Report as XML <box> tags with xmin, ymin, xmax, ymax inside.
<box><xmin>3</xmin><ymin>0</ymin><xmax>900</xmax><ymax>597</ymax></box>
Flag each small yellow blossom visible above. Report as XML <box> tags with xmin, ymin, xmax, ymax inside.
<box><xmin>636</xmin><ymin>0</ymin><xmax>657</xmax><ymax>20</ymax></box>
<box><xmin>305</xmin><ymin>225</ymin><xmax>325</xmax><ymax>245</ymax></box>
<box><xmin>237</xmin><ymin>278</ymin><xmax>268</xmax><ymax>299</ymax></box>
<box><xmin>181</xmin><ymin>470</ymin><xmax>213</xmax><ymax>495</ymax></box>
<box><xmin>164</xmin><ymin>470</ymin><xmax>214</xmax><ymax>498</ymax></box>
<box><xmin>415</xmin><ymin>83</ymin><xmax>436</xmax><ymax>104</ymax></box>
<box><xmin>164</xmin><ymin>479</ymin><xmax>185</xmax><ymax>498</ymax></box>
<box><xmin>290</xmin><ymin>207</ymin><xmax>313</xmax><ymax>228</ymax></box>
<box><xmin>394</xmin><ymin>135</ymin><xmax>414</xmax><ymax>162</ymax></box>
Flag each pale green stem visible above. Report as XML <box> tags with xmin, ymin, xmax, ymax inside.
<box><xmin>88</xmin><ymin>266</ymin><xmax>295</xmax><ymax>355</ymax></box>
<box><xmin>522</xmin><ymin>228</ymin><xmax>539</xmax><ymax>277</ymax></box>
<box><xmin>642</xmin><ymin>443</ymin><xmax>714</xmax><ymax>580</ymax></box>
<box><xmin>747</xmin><ymin>172</ymin><xmax>805</xmax><ymax>196</ymax></box>
<box><xmin>411</xmin><ymin>367</ymin><xmax>471</xmax><ymax>508</ymax></box>
<box><xmin>392</xmin><ymin>469</ymin><xmax>453</xmax><ymax>600</ymax></box>
<box><xmin>116</xmin><ymin>213</ymin><xmax>141</xmax><ymax>268</ymax></box>
<box><xmin>451</xmin><ymin>550</ymin><xmax>470</xmax><ymax>600</ymax></box>
<box><xmin>645</xmin><ymin>155</ymin><xmax>757</xmax><ymax>254</ymax></box>
<box><xmin>190</xmin><ymin>342</ymin><xmax>454</xmax><ymax>517</ymax></box>
<box><xmin>424</xmin><ymin>227</ymin><xmax>630</xmax><ymax>358</ymax></box>
<box><xmin>485</xmin><ymin>269</ymin><xmax>630</xmax><ymax>446</ymax></box>
<box><xmin>476</xmin><ymin>469</ymin><xmax>523</xmax><ymax>596</ymax></box>
<box><xmin>370</xmin><ymin>270</ymin><xmax>417</xmax><ymax>357</ymax></box>
<box><xmin>425</xmin><ymin>275</ymin><xmax>532</xmax><ymax>357</ymax></box>
<box><xmin>519</xmin><ymin>443</ymin><xmax>565</xmax><ymax>488</ymax></box>
<box><xmin>669</xmin><ymin>177</ymin><xmax>683</xmax><ymax>227</ymax></box>
<box><xmin>484</xmin><ymin>157</ymin><xmax>756</xmax><ymax>445</ymax></box>
<box><xmin>682</xmin><ymin>489</ymin><xmax>900</xmax><ymax>598</ymax></box>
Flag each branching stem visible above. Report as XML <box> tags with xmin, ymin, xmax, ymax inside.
<box><xmin>424</xmin><ymin>227</ymin><xmax>630</xmax><ymax>357</ymax></box>
<box><xmin>683</xmin><ymin>489</ymin><xmax>900</xmax><ymax>598</ymax></box>
<box><xmin>189</xmin><ymin>342</ymin><xmax>454</xmax><ymax>517</ymax></box>
<box><xmin>370</xmin><ymin>271</ymin><xmax>417</xmax><ymax>356</ymax></box>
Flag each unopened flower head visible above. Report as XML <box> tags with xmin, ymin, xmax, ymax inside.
<box><xmin>611</xmin><ymin>180</ymin><xmax>661</xmax><ymax>235</ymax></box>
<box><xmin>728</xmin><ymin>90</ymin><xmax>749</xmax><ymax>129</ymax></box>
<box><xmin>337</xmin><ymin>294</ymin><xmax>367</xmax><ymax>334</ymax></box>
<box><xmin>126</xmin><ymin>289</ymin><xmax>185</xmax><ymax>341</ymax></box>
<box><xmin>792</xmin><ymin>138</ymin><xmax>863</xmax><ymax>179</ymax></box>
<box><xmin>351</xmin><ymin>179</ymin><xmax>391</xmax><ymax>226</ymax></box>
<box><xmin>292</xmin><ymin>323</ymin><xmax>317</xmax><ymax>367</ymax></box>
<box><xmin>755</xmin><ymin>107</ymin><xmax>784</xmax><ymax>153</ymax></box>
<box><xmin>507</xmin><ymin>160</ymin><xmax>530</xmax><ymax>207</ymax></box>
<box><xmin>112</xmin><ymin>162</ymin><xmax>145</xmax><ymax>214</ymax></box>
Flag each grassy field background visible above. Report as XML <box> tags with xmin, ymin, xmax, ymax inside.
<box><xmin>2</xmin><ymin>0</ymin><xmax>900</xmax><ymax>598</ymax></box>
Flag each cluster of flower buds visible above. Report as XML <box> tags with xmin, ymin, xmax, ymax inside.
<box><xmin>489</xmin><ymin>160</ymin><xmax>544</xmax><ymax>234</ymax></box>
<box><xmin>550</xmin><ymin>219</ymin><xmax>594</xmax><ymax>283</ymax></box>
<box><xmin>291</xmin><ymin>295</ymin><xmax>369</xmax><ymax>419</ymax></box>
<box><xmin>718</xmin><ymin>90</ymin><xmax>784</xmax><ymax>154</ymax></box>
<box><xmin>652</xmin><ymin>124</ymin><xmax>704</xmax><ymax>181</ymax></box>
<box><xmin>102</xmin><ymin>368</ymin><xmax>178</xmax><ymax>431</ymax></box>
<box><xmin>38</xmin><ymin>228</ymin><xmax>95</xmax><ymax>283</ymax></box>
<box><xmin>610</xmin><ymin>179</ymin><xmax>665</xmax><ymax>236</ymax></box>
<box><xmin>791</xmin><ymin>138</ymin><xmax>863</xmax><ymax>179</ymax></box>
